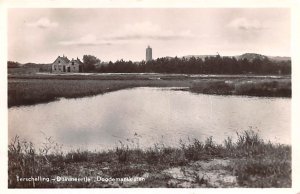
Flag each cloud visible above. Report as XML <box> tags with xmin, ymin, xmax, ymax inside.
<box><xmin>107</xmin><ymin>21</ymin><xmax>193</xmax><ymax>41</ymax></box>
<box><xmin>59</xmin><ymin>34</ymin><xmax>112</xmax><ymax>46</ymax></box>
<box><xmin>26</xmin><ymin>17</ymin><xmax>58</xmax><ymax>29</ymax></box>
<box><xmin>228</xmin><ymin>18</ymin><xmax>263</xmax><ymax>31</ymax></box>
<box><xmin>58</xmin><ymin>22</ymin><xmax>193</xmax><ymax>47</ymax></box>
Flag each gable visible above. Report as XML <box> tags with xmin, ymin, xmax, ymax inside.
<box><xmin>53</xmin><ymin>56</ymin><xmax>70</xmax><ymax>65</ymax></box>
<box><xmin>69</xmin><ymin>59</ymin><xmax>83</xmax><ymax>66</ymax></box>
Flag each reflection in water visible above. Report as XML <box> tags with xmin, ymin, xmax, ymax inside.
<box><xmin>8</xmin><ymin>87</ymin><xmax>291</xmax><ymax>151</ymax></box>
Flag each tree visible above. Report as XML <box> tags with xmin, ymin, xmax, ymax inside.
<box><xmin>7</xmin><ymin>61</ymin><xmax>20</xmax><ymax>68</ymax></box>
<box><xmin>82</xmin><ymin>55</ymin><xmax>100</xmax><ymax>72</ymax></box>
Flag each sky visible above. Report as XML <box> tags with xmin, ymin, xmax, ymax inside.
<box><xmin>8</xmin><ymin>8</ymin><xmax>290</xmax><ymax>63</ymax></box>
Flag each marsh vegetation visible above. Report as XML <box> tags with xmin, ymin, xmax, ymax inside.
<box><xmin>8</xmin><ymin>130</ymin><xmax>291</xmax><ymax>188</ymax></box>
<box><xmin>8</xmin><ymin>73</ymin><xmax>291</xmax><ymax>107</ymax></box>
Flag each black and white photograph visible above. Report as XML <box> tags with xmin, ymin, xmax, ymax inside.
<box><xmin>1</xmin><ymin>0</ymin><xmax>299</xmax><ymax>191</ymax></box>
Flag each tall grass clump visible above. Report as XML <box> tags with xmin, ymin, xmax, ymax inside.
<box><xmin>234</xmin><ymin>130</ymin><xmax>264</xmax><ymax>157</ymax></box>
<box><xmin>223</xmin><ymin>130</ymin><xmax>291</xmax><ymax>187</ymax></box>
<box><xmin>180</xmin><ymin>136</ymin><xmax>224</xmax><ymax>161</ymax></box>
<box><xmin>8</xmin><ymin>135</ymin><xmax>64</xmax><ymax>188</ymax></box>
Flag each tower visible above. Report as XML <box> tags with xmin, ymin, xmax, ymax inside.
<box><xmin>146</xmin><ymin>45</ymin><xmax>152</xmax><ymax>62</ymax></box>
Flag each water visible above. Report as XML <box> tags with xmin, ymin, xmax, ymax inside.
<box><xmin>8</xmin><ymin>87</ymin><xmax>291</xmax><ymax>151</ymax></box>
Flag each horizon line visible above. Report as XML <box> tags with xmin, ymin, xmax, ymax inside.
<box><xmin>8</xmin><ymin>52</ymin><xmax>291</xmax><ymax>64</ymax></box>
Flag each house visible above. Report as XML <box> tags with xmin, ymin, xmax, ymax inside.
<box><xmin>52</xmin><ymin>55</ymin><xmax>84</xmax><ymax>73</ymax></box>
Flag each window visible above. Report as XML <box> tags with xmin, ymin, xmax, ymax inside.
<box><xmin>58</xmin><ymin>60</ymin><xmax>60</xmax><ymax>63</ymax></box>
<box><xmin>72</xmin><ymin>62</ymin><xmax>74</xmax><ymax>65</ymax></box>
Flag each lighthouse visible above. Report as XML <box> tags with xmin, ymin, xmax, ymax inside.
<box><xmin>146</xmin><ymin>45</ymin><xmax>152</xmax><ymax>62</ymax></box>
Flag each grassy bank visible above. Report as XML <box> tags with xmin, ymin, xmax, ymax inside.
<box><xmin>189</xmin><ymin>79</ymin><xmax>291</xmax><ymax>97</ymax></box>
<box><xmin>8</xmin><ymin>74</ymin><xmax>291</xmax><ymax>107</ymax></box>
<box><xmin>8</xmin><ymin>79</ymin><xmax>190</xmax><ymax>107</ymax></box>
<box><xmin>8</xmin><ymin>130</ymin><xmax>291</xmax><ymax>188</ymax></box>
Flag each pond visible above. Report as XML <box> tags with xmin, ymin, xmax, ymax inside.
<box><xmin>8</xmin><ymin>87</ymin><xmax>291</xmax><ymax>151</ymax></box>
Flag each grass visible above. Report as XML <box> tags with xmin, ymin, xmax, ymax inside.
<box><xmin>8</xmin><ymin>73</ymin><xmax>291</xmax><ymax>107</ymax></box>
<box><xmin>190</xmin><ymin>79</ymin><xmax>291</xmax><ymax>97</ymax></box>
<box><xmin>8</xmin><ymin>79</ymin><xmax>191</xmax><ymax>107</ymax></box>
<box><xmin>8</xmin><ymin>130</ymin><xmax>291</xmax><ymax>188</ymax></box>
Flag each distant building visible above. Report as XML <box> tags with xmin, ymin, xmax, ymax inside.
<box><xmin>52</xmin><ymin>55</ymin><xmax>84</xmax><ymax>73</ymax></box>
<box><xmin>146</xmin><ymin>46</ymin><xmax>152</xmax><ymax>62</ymax></box>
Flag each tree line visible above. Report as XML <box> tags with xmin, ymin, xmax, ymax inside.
<box><xmin>84</xmin><ymin>55</ymin><xmax>291</xmax><ymax>75</ymax></box>
<box><xmin>8</xmin><ymin>55</ymin><xmax>291</xmax><ymax>75</ymax></box>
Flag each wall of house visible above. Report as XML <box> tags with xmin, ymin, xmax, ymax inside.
<box><xmin>68</xmin><ymin>61</ymin><xmax>81</xmax><ymax>72</ymax></box>
<box><xmin>52</xmin><ymin>58</ymin><xmax>68</xmax><ymax>73</ymax></box>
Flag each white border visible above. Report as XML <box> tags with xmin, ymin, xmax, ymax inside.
<box><xmin>1</xmin><ymin>0</ymin><xmax>299</xmax><ymax>194</ymax></box>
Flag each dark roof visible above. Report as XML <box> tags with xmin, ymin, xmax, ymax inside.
<box><xmin>53</xmin><ymin>56</ymin><xmax>70</xmax><ymax>64</ymax></box>
<box><xmin>72</xmin><ymin>58</ymin><xmax>84</xmax><ymax>65</ymax></box>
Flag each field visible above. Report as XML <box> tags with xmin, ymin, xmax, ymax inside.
<box><xmin>8</xmin><ymin>73</ymin><xmax>291</xmax><ymax>107</ymax></box>
<box><xmin>8</xmin><ymin>130</ymin><xmax>291</xmax><ymax>188</ymax></box>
